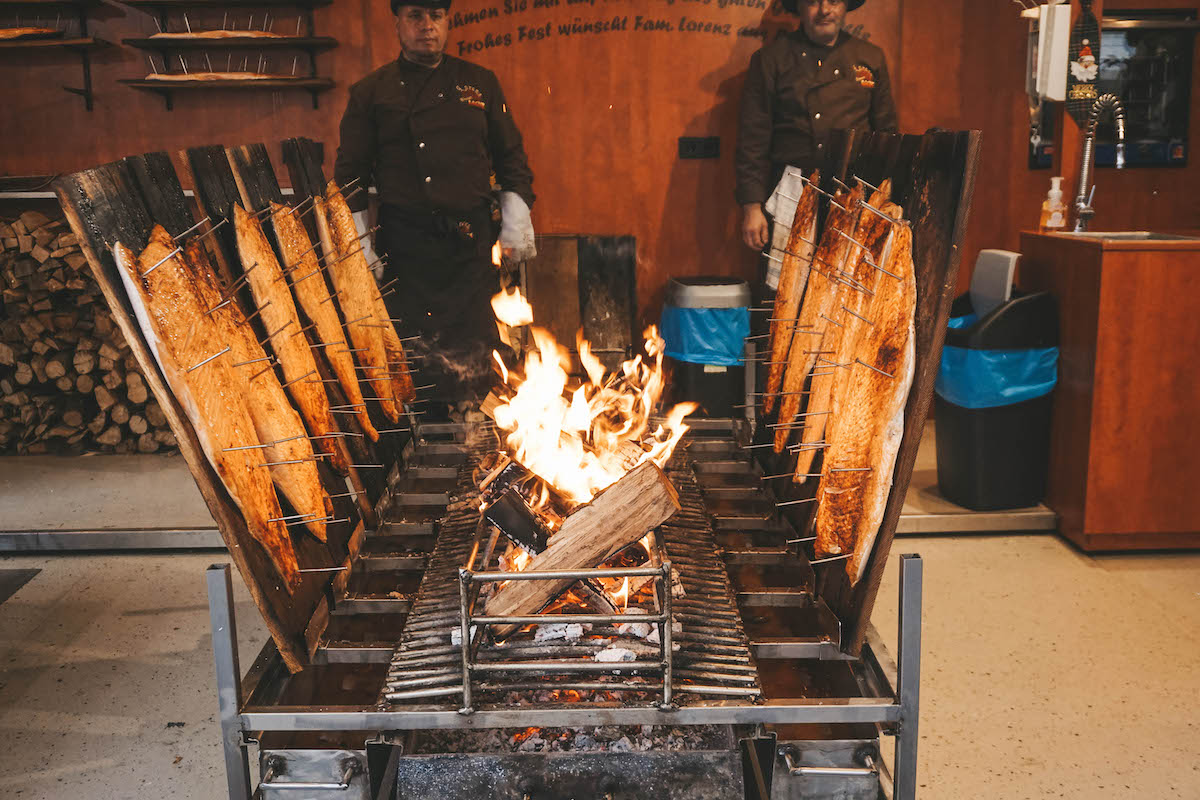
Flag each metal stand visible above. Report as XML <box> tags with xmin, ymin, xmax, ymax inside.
<box><xmin>204</xmin><ymin>554</ymin><xmax>924</xmax><ymax>799</ymax></box>
<box><xmin>207</xmin><ymin>564</ymin><xmax>251</xmax><ymax>800</ymax></box>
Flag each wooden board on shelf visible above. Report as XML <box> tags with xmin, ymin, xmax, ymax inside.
<box><xmin>123</xmin><ymin>35</ymin><xmax>336</xmax><ymax>51</ymax></box>
<box><xmin>54</xmin><ymin>157</ymin><xmax>364</xmax><ymax>671</ymax></box>
<box><xmin>0</xmin><ymin>35</ymin><xmax>103</xmax><ymax>50</ymax></box>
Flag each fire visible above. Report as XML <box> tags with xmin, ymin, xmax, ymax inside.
<box><xmin>489</xmin><ymin>288</ymin><xmax>698</xmax><ymax>506</ymax></box>
<box><xmin>613</xmin><ymin>576</ymin><xmax>630</xmax><ymax>613</ymax></box>
<box><xmin>491</xmin><ymin>285</ymin><xmax>534</xmax><ymax>327</ymax></box>
<box><xmin>492</xmin><ymin>240</ymin><xmax>503</xmax><ymax>267</ymax></box>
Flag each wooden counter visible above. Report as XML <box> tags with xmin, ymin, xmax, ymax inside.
<box><xmin>1019</xmin><ymin>232</ymin><xmax>1200</xmax><ymax>551</ymax></box>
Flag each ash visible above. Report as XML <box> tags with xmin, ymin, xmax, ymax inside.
<box><xmin>411</xmin><ymin>724</ymin><xmax>728</xmax><ymax>755</ymax></box>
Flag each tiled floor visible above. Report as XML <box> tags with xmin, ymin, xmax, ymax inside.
<box><xmin>2</xmin><ymin>536</ymin><xmax>1198</xmax><ymax>799</ymax></box>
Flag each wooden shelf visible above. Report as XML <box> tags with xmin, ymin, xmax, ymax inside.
<box><xmin>0</xmin><ymin>0</ymin><xmax>101</xmax><ymax>7</ymax></box>
<box><xmin>122</xmin><ymin>0</ymin><xmax>331</xmax><ymax>9</ymax></box>
<box><xmin>123</xmin><ymin>34</ymin><xmax>336</xmax><ymax>51</ymax></box>
<box><xmin>121</xmin><ymin>75</ymin><xmax>333</xmax><ymax>110</ymax></box>
<box><xmin>0</xmin><ymin>34</ymin><xmax>103</xmax><ymax>49</ymax></box>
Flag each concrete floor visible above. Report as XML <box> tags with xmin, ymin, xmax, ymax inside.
<box><xmin>2</xmin><ymin>538</ymin><xmax>1198</xmax><ymax>799</ymax></box>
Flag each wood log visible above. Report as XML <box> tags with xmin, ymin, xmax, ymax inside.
<box><xmin>45</xmin><ymin>353</ymin><xmax>69</xmax><ymax>380</ymax></box>
<box><xmin>485</xmin><ymin>461</ymin><xmax>680</xmax><ymax>637</ymax></box>
<box><xmin>110</xmin><ymin>402</ymin><xmax>130</xmax><ymax>425</ymax></box>
<box><xmin>102</xmin><ymin>369</ymin><xmax>122</xmax><ymax>390</ymax></box>
<box><xmin>94</xmin><ymin>384</ymin><xmax>115</xmax><ymax>410</ymax></box>
<box><xmin>137</xmin><ymin>432</ymin><xmax>159</xmax><ymax>453</ymax></box>
<box><xmin>95</xmin><ymin>425</ymin><xmax>121</xmax><ymax>446</ymax></box>
<box><xmin>73</xmin><ymin>349</ymin><xmax>96</xmax><ymax>374</ymax></box>
<box><xmin>75</xmin><ymin>374</ymin><xmax>95</xmax><ymax>394</ymax></box>
<box><xmin>55</xmin><ymin>376</ymin><xmax>74</xmax><ymax>392</ymax></box>
<box><xmin>128</xmin><ymin>414</ymin><xmax>148</xmax><ymax>435</ymax></box>
<box><xmin>87</xmin><ymin>410</ymin><xmax>107</xmax><ymax>435</ymax></box>
<box><xmin>126</xmin><ymin>372</ymin><xmax>148</xmax><ymax>404</ymax></box>
<box><xmin>144</xmin><ymin>401</ymin><xmax>166</xmax><ymax>428</ymax></box>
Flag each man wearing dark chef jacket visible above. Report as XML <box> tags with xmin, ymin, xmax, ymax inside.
<box><xmin>735</xmin><ymin>0</ymin><xmax>898</xmax><ymax>254</ymax></box>
<box><xmin>334</xmin><ymin>0</ymin><xmax>536</xmax><ymax>412</ymax></box>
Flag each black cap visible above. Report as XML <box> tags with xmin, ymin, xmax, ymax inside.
<box><xmin>780</xmin><ymin>0</ymin><xmax>865</xmax><ymax>14</ymax></box>
<box><xmin>391</xmin><ymin>0</ymin><xmax>450</xmax><ymax>13</ymax></box>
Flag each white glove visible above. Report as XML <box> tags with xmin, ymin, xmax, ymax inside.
<box><xmin>352</xmin><ymin>209</ymin><xmax>383</xmax><ymax>281</ymax></box>
<box><xmin>498</xmin><ymin>190</ymin><xmax>536</xmax><ymax>266</ymax></box>
<box><xmin>763</xmin><ymin>167</ymin><xmax>805</xmax><ymax>290</ymax></box>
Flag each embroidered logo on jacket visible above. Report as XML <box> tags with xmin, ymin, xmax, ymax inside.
<box><xmin>457</xmin><ymin>84</ymin><xmax>485</xmax><ymax>109</ymax></box>
<box><xmin>852</xmin><ymin>64</ymin><xmax>876</xmax><ymax>89</ymax></box>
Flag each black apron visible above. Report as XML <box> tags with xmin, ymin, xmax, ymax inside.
<box><xmin>376</xmin><ymin>203</ymin><xmax>502</xmax><ymax>404</ymax></box>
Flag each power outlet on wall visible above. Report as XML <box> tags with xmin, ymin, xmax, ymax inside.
<box><xmin>679</xmin><ymin>137</ymin><xmax>720</xmax><ymax>159</ymax></box>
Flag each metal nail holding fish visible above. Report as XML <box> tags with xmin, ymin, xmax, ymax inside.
<box><xmin>173</xmin><ymin>216</ymin><xmax>211</xmax><ymax>241</ymax></box>
<box><xmin>777</xmin><ymin>497</ymin><xmax>818</xmax><ymax>507</ymax></box>
<box><xmin>141</xmin><ymin>246</ymin><xmax>182</xmax><ymax>277</ymax></box>
<box><xmin>186</xmin><ymin>346</ymin><xmax>230</xmax><ymax>372</ymax></box>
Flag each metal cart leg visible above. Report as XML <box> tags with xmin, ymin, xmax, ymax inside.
<box><xmin>207</xmin><ymin>564</ymin><xmax>252</xmax><ymax>800</ymax></box>
<box><xmin>893</xmin><ymin>554</ymin><xmax>923</xmax><ymax>800</ymax></box>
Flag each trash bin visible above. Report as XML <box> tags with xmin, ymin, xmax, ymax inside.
<box><xmin>660</xmin><ymin>277</ymin><xmax>750</xmax><ymax>418</ymax></box>
<box><xmin>934</xmin><ymin>290</ymin><xmax>1058</xmax><ymax>510</ymax></box>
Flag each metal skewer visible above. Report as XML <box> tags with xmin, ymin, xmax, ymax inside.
<box><xmin>186</xmin><ymin>346</ymin><xmax>230</xmax><ymax>372</ymax></box>
<box><xmin>172</xmin><ymin>216</ymin><xmax>211</xmax><ymax>241</ymax></box>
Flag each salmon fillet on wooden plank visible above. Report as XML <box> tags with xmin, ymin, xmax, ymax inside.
<box><xmin>270</xmin><ymin>201</ymin><xmax>380</xmax><ymax>442</ymax></box>
<box><xmin>315</xmin><ymin>185</ymin><xmax>401</xmax><ymax>420</ymax></box>
<box><xmin>813</xmin><ymin>220</ymin><xmax>916</xmax><ymax>584</ymax></box>
<box><xmin>113</xmin><ymin>233</ymin><xmax>299</xmax><ymax>591</ymax></box>
<box><xmin>179</xmin><ymin>235</ymin><xmax>332</xmax><ymax>542</ymax></box>
<box><xmin>233</xmin><ymin>203</ymin><xmax>347</xmax><ymax>474</ymax></box>
<box><xmin>764</xmin><ymin>169</ymin><xmax>820</xmax><ymax>416</ymax></box>
<box><xmin>774</xmin><ymin>184</ymin><xmax>865</xmax><ymax>453</ymax></box>
<box><xmin>792</xmin><ymin>185</ymin><xmax>895</xmax><ymax>483</ymax></box>
<box><xmin>323</xmin><ymin>182</ymin><xmax>416</xmax><ymax>406</ymax></box>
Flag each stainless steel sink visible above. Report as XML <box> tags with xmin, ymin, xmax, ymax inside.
<box><xmin>1059</xmin><ymin>231</ymin><xmax>1199</xmax><ymax>241</ymax></box>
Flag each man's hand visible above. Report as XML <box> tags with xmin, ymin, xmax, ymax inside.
<box><xmin>741</xmin><ymin>203</ymin><xmax>769</xmax><ymax>251</ymax></box>
<box><xmin>498</xmin><ymin>191</ymin><xmax>536</xmax><ymax>266</ymax></box>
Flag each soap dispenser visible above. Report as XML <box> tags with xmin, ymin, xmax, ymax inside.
<box><xmin>1039</xmin><ymin>176</ymin><xmax>1067</xmax><ymax>233</ymax></box>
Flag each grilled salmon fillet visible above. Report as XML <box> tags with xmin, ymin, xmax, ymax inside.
<box><xmin>315</xmin><ymin>185</ymin><xmax>404</xmax><ymax>420</ymax></box>
<box><xmin>113</xmin><ymin>232</ymin><xmax>299</xmax><ymax>591</ymax></box>
<box><xmin>180</xmin><ymin>235</ymin><xmax>332</xmax><ymax>542</ymax></box>
<box><xmin>322</xmin><ymin>182</ymin><xmax>417</xmax><ymax>408</ymax></box>
<box><xmin>764</xmin><ymin>169</ymin><xmax>820</xmax><ymax>416</ymax></box>
<box><xmin>270</xmin><ymin>201</ymin><xmax>380</xmax><ymax>442</ymax></box>
<box><xmin>774</xmin><ymin>184</ymin><xmax>865</xmax><ymax>453</ymax></box>
<box><xmin>813</xmin><ymin>220</ymin><xmax>916</xmax><ymax>584</ymax></box>
<box><xmin>233</xmin><ymin>203</ymin><xmax>347</xmax><ymax>474</ymax></box>
<box><xmin>792</xmin><ymin>185</ymin><xmax>894</xmax><ymax>483</ymax></box>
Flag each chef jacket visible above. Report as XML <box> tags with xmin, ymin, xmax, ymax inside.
<box><xmin>735</xmin><ymin>29</ymin><xmax>898</xmax><ymax>206</ymax></box>
<box><xmin>334</xmin><ymin>54</ymin><xmax>535</xmax><ymax>216</ymax></box>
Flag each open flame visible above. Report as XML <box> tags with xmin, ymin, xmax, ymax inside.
<box><xmin>613</xmin><ymin>576</ymin><xmax>630</xmax><ymax>613</ymax></box>
<box><xmin>488</xmin><ymin>287</ymin><xmax>697</xmax><ymax>506</ymax></box>
<box><xmin>491</xmin><ymin>285</ymin><xmax>534</xmax><ymax>327</ymax></box>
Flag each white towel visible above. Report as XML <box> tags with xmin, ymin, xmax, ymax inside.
<box><xmin>762</xmin><ymin>167</ymin><xmax>805</xmax><ymax>290</ymax></box>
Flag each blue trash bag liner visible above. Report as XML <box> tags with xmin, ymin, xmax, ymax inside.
<box><xmin>936</xmin><ymin>315</ymin><xmax>1058</xmax><ymax>409</ymax></box>
<box><xmin>660</xmin><ymin>305</ymin><xmax>749</xmax><ymax>367</ymax></box>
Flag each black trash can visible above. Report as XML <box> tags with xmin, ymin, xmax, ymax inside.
<box><xmin>659</xmin><ymin>277</ymin><xmax>750</xmax><ymax>418</ymax></box>
<box><xmin>934</xmin><ymin>290</ymin><xmax>1058</xmax><ymax>510</ymax></box>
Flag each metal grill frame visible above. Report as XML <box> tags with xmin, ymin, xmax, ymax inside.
<box><xmin>204</xmin><ymin>421</ymin><xmax>925</xmax><ymax>800</ymax></box>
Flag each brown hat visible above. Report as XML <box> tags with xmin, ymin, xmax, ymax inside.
<box><xmin>391</xmin><ymin>0</ymin><xmax>450</xmax><ymax>14</ymax></box>
<box><xmin>780</xmin><ymin>0</ymin><xmax>866</xmax><ymax>14</ymax></box>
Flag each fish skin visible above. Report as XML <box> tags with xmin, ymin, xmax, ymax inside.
<box><xmin>270</xmin><ymin>201</ymin><xmax>380</xmax><ymax>442</ymax></box>
<box><xmin>792</xmin><ymin>186</ymin><xmax>895</xmax><ymax>483</ymax></box>
<box><xmin>764</xmin><ymin>169</ymin><xmax>820</xmax><ymax>416</ymax></box>
<box><xmin>774</xmin><ymin>184</ymin><xmax>865</xmax><ymax>453</ymax></box>
<box><xmin>179</xmin><ymin>234</ymin><xmax>332</xmax><ymax>542</ymax></box>
<box><xmin>113</xmin><ymin>233</ymin><xmax>300</xmax><ymax>591</ymax></box>
<box><xmin>233</xmin><ymin>204</ymin><xmax>347</xmax><ymax>475</ymax></box>
<box><xmin>813</xmin><ymin>221</ymin><xmax>916</xmax><ymax>585</ymax></box>
<box><xmin>312</xmin><ymin>193</ymin><xmax>402</xmax><ymax>423</ymax></box>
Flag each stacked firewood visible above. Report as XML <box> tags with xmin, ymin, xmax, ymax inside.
<box><xmin>0</xmin><ymin>210</ymin><xmax>178</xmax><ymax>455</ymax></box>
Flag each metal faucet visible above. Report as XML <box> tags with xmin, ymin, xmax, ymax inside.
<box><xmin>1073</xmin><ymin>93</ymin><xmax>1127</xmax><ymax>232</ymax></box>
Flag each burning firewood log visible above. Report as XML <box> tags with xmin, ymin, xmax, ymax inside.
<box><xmin>484</xmin><ymin>460</ymin><xmax>680</xmax><ymax>637</ymax></box>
